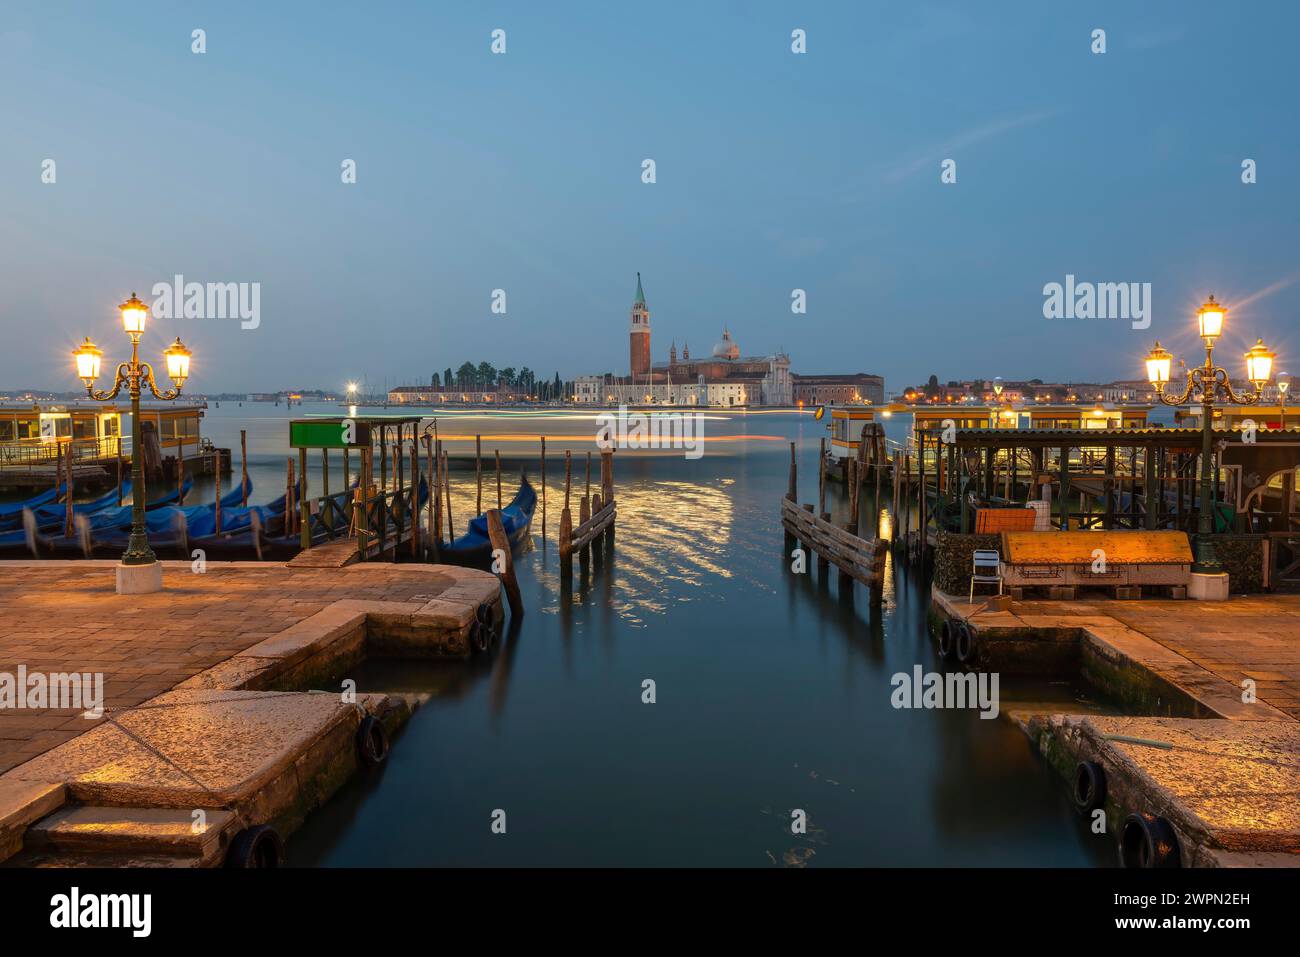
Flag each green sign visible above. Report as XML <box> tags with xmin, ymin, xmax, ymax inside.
<box><xmin>289</xmin><ymin>419</ymin><xmax>369</xmax><ymax>449</ymax></box>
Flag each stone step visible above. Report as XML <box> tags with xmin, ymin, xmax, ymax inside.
<box><xmin>5</xmin><ymin>848</ymin><xmax>208</xmax><ymax>868</ymax></box>
<box><xmin>25</xmin><ymin>806</ymin><xmax>236</xmax><ymax>861</ymax></box>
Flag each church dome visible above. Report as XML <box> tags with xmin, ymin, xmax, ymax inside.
<box><xmin>712</xmin><ymin>327</ymin><xmax>740</xmax><ymax>360</ymax></box>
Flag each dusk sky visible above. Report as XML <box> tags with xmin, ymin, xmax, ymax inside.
<box><xmin>2</xmin><ymin>1</ymin><xmax>1297</xmax><ymax>394</ymax></box>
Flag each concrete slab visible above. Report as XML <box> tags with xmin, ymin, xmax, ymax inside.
<box><xmin>6</xmin><ymin>689</ymin><xmax>357</xmax><ymax>808</ymax></box>
<box><xmin>1059</xmin><ymin>715</ymin><xmax>1300</xmax><ymax>855</ymax></box>
<box><xmin>0</xmin><ymin>560</ymin><xmax>501</xmax><ymax>773</ymax></box>
<box><xmin>933</xmin><ymin>587</ymin><xmax>1300</xmax><ymax>722</ymax></box>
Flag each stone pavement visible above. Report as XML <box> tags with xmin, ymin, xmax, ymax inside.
<box><xmin>941</xmin><ymin>591</ymin><xmax>1300</xmax><ymax>722</ymax></box>
<box><xmin>1104</xmin><ymin>597</ymin><xmax>1300</xmax><ymax>721</ymax></box>
<box><xmin>0</xmin><ymin>560</ymin><xmax>485</xmax><ymax>775</ymax></box>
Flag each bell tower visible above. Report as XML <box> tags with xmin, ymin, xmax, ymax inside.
<box><xmin>630</xmin><ymin>272</ymin><xmax>651</xmax><ymax>379</ymax></box>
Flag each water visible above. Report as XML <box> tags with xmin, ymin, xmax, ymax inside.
<box><xmin>201</xmin><ymin>401</ymin><xmax>1111</xmax><ymax>866</ymax></box>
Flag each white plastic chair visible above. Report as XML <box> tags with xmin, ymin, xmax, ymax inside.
<box><xmin>970</xmin><ymin>549</ymin><xmax>1002</xmax><ymax>602</ymax></box>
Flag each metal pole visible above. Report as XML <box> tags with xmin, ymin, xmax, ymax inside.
<box><xmin>1193</xmin><ymin>392</ymin><xmax>1220</xmax><ymax>573</ymax></box>
<box><xmin>122</xmin><ymin>350</ymin><xmax>155</xmax><ymax>565</ymax></box>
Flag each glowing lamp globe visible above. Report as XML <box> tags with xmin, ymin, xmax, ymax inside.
<box><xmin>1145</xmin><ymin>342</ymin><xmax>1173</xmax><ymax>386</ymax></box>
<box><xmin>119</xmin><ymin>292</ymin><xmax>148</xmax><ymax>338</ymax></box>
<box><xmin>73</xmin><ymin>338</ymin><xmax>103</xmax><ymax>385</ymax></box>
<box><xmin>1244</xmin><ymin>338</ymin><xmax>1274</xmax><ymax>387</ymax></box>
<box><xmin>163</xmin><ymin>337</ymin><xmax>192</xmax><ymax>386</ymax></box>
<box><xmin>1197</xmin><ymin>295</ymin><xmax>1225</xmax><ymax>343</ymax></box>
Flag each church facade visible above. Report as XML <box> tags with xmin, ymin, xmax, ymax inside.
<box><xmin>574</xmin><ymin>275</ymin><xmax>793</xmax><ymax>407</ymax></box>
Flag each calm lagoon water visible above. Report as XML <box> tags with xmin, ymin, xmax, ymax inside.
<box><xmin>195</xmin><ymin>401</ymin><xmax>1112</xmax><ymax>867</ymax></box>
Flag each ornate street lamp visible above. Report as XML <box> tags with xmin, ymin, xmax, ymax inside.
<box><xmin>1144</xmin><ymin>295</ymin><xmax>1273</xmax><ymax>590</ymax></box>
<box><xmin>74</xmin><ymin>293</ymin><xmax>191</xmax><ymax>592</ymax></box>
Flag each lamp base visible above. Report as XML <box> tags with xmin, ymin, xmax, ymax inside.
<box><xmin>116</xmin><ymin>560</ymin><xmax>163</xmax><ymax>595</ymax></box>
<box><xmin>1188</xmin><ymin>571</ymin><xmax>1229</xmax><ymax>602</ymax></box>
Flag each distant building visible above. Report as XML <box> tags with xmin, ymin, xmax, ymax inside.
<box><xmin>575</xmin><ymin>275</ymin><xmax>792</xmax><ymax>406</ymax></box>
<box><xmin>388</xmin><ymin>385</ymin><xmax>523</xmax><ymax>404</ymax></box>
<box><xmin>792</xmin><ymin>373</ymin><xmax>884</xmax><ymax>406</ymax></box>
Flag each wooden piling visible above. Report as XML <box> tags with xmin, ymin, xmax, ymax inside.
<box><xmin>849</xmin><ymin>458</ymin><xmax>859</xmax><ymax>533</ymax></box>
<box><xmin>818</xmin><ymin>437</ymin><xmax>826</xmax><ymax>517</ymax></box>
<box><xmin>214</xmin><ymin>450</ymin><xmax>223</xmax><ymax>535</ymax></box>
<box><xmin>240</xmin><ymin>430</ymin><xmax>249</xmax><ymax>506</ymax></box>
<box><xmin>176</xmin><ymin>454</ymin><xmax>184</xmax><ymax>504</ymax></box>
<box><xmin>601</xmin><ymin>449</ymin><xmax>613</xmax><ymax>508</ymax></box>
<box><xmin>487</xmin><ymin>508</ymin><xmax>523</xmax><ymax>618</ymax></box>
<box><xmin>476</xmin><ymin>435</ymin><xmax>483</xmax><ymax>514</ymax></box>
<box><xmin>285</xmin><ymin>457</ymin><xmax>294</xmax><ymax>538</ymax></box>
<box><xmin>64</xmin><ymin>441</ymin><xmax>74</xmax><ymax>539</ymax></box>
<box><xmin>591</xmin><ymin>491</ymin><xmax>604</xmax><ymax>562</ymax></box>
<box><xmin>115</xmin><ymin>437</ymin><xmax>123</xmax><ymax>507</ymax></box>
<box><xmin>559</xmin><ymin>505</ymin><xmax>573</xmax><ymax>580</ymax></box>
<box><xmin>299</xmin><ymin>447</ymin><xmax>309</xmax><ymax>550</ymax></box>
<box><xmin>411</xmin><ymin>443</ymin><xmax>420</xmax><ymax>557</ymax></box>
<box><xmin>872</xmin><ymin>439</ymin><xmax>883</xmax><ymax>537</ymax></box>
<box><xmin>579</xmin><ymin>492</ymin><xmax>591</xmax><ymax>569</ymax></box>
<box><xmin>496</xmin><ymin>449</ymin><xmax>503</xmax><ymax>511</ymax></box>
<box><xmin>442</xmin><ymin>449</ymin><xmax>454</xmax><ymax>537</ymax></box>
<box><xmin>564</xmin><ymin>450</ymin><xmax>572</xmax><ymax>513</ymax></box>
<box><xmin>787</xmin><ymin>441</ymin><xmax>797</xmax><ymax>501</ymax></box>
<box><xmin>540</xmin><ymin>436</ymin><xmax>547</xmax><ymax>543</ymax></box>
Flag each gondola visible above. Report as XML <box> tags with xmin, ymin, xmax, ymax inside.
<box><xmin>8</xmin><ymin>479</ymin><xmax>253</xmax><ymax>558</ymax></box>
<box><xmin>8</xmin><ymin>477</ymin><xmax>202</xmax><ymax>533</ymax></box>
<box><xmin>0</xmin><ymin>483</ymin><xmax>67</xmax><ymax>522</ymax></box>
<box><xmin>437</xmin><ymin>477</ymin><xmax>536</xmax><ymax>568</ymax></box>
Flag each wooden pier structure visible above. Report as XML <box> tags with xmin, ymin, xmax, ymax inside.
<box><xmin>888</xmin><ymin>424</ymin><xmax>1300</xmax><ymax>589</ymax></box>
<box><xmin>782</xmin><ymin>442</ymin><xmax>887</xmax><ymax>603</ymax></box>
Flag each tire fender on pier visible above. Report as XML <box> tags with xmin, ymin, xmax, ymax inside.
<box><xmin>357</xmin><ymin>714</ymin><xmax>390</xmax><ymax>768</ymax></box>
<box><xmin>225</xmin><ymin>824</ymin><xmax>284</xmax><ymax>868</ymax></box>
<box><xmin>1119</xmin><ymin>812</ymin><xmax>1182</xmax><ymax>868</ymax></box>
<box><xmin>1073</xmin><ymin>761</ymin><xmax>1107</xmax><ymax>814</ymax></box>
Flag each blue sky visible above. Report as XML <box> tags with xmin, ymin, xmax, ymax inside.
<box><xmin>2</xmin><ymin>1</ymin><xmax>1297</xmax><ymax>394</ymax></box>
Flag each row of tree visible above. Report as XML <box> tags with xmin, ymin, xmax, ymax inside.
<box><xmin>432</xmin><ymin>364</ymin><xmax>569</xmax><ymax>399</ymax></box>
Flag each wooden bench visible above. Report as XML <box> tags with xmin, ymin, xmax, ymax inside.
<box><xmin>999</xmin><ymin>530</ymin><xmax>1192</xmax><ymax>600</ymax></box>
<box><xmin>974</xmin><ymin>508</ymin><xmax>1038</xmax><ymax>533</ymax></box>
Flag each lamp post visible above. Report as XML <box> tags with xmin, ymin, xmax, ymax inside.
<box><xmin>1144</xmin><ymin>295</ymin><xmax>1273</xmax><ymax>597</ymax></box>
<box><xmin>1277</xmin><ymin>371</ymin><xmax>1290</xmax><ymax>429</ymax></box>
<box><xmin>74</xmin><ymin>293</ymin><xmax>191</xmax><ymax>593</ymax></box>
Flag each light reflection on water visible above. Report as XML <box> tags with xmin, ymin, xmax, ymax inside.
<box><xmin>191</xmin><ymin>402</ymin><xmax>1114</xmax><ymax>867</ymax></box>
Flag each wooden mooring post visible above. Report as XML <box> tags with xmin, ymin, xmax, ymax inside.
<box><xmin>540</xmin><ymin>435</ymin><xmax>547</xmax><ymax>543</ymax></box>
<box><xmin>63</xmin><ymin>441</ymin><xmax>74</xmax><ymax>540</ymax></box>
<box><xmin>560</xmin><ymin>448</ymin><xmax>617</xmax><ymax>580</ymax></box>
<box><xmin>475</xmin><ymin>435</ymin><xmax>483</xmax><ymax>515</ymax></box>
<box><xmin>486</xmin><ymin>508</ymin><xmax>523</xmax><ymax>618</ymax></box>
<box><xmin>214</xmin><ymin>449</ymin><xmax>223</xmax><ymax>535</ymax></box>
<box><xmin>240</xmin><ymin>429</ymin><xmax>249</xmax><ymax>506</ymax></box>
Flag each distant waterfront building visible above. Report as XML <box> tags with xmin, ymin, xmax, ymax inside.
<box><xmin>388</xmin><ymin>385</ymin><xmax>523</xmax><ymax>404</ymax></box>
<box><xmin>575</xmin><ymin>275</ymin><xmax>792</xmax><ymax>406</ymax></box>
<box><xmin>792</xmin><ymin>373</ymin><xmax>885</xmax><ymax>406</ymax></box>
